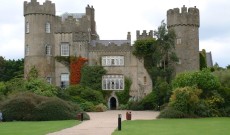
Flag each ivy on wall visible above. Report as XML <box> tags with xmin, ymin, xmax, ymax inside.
<box><xmin>55</xmin><ymin>56</ymin><xmax>88</xmax><ymax>85</ymax></box>
<box><xmin>116</xmin><ymin>77</ymin><xmax>132</xmax><ymax>104</ymax></box>
<box><xmin>70</xmin><ymin>56</ymin><xmax>88</xmax><ymax>85</ymax></box>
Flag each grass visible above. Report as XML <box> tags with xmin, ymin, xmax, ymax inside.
<box><xmin>112</xmin><ymin>118</ymin><xmax>230</xmax><ymax>135</ymax></box>
<box><xmin>0</xmin><ymin>120</ymin><xmax>80</xmax><ymax>135</ymax></box>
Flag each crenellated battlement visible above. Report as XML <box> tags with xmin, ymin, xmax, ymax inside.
<box><xmin>136</xmin><ymin>30</ymin><xmax>153</xmax><ymax>40</ymax></box>
<box><xmin>24</xmin><ymin>0</ymin><xmax>55</xmax><ymax>16</ymax></box>
<box><xmin>167</xmin><ymin>5</ymin><xmax>199</xmax><ymax>28</ymax></box>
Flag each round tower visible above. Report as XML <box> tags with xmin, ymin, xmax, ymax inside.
<box><xmin>167</xmin><ymin>5</ymin><xmax>200</xmax><ymax>73</ymax></box>
<box><xmin>24</xmin><ymin>0</ymin><xmax>56</xmax><ymax>83</ymax></box>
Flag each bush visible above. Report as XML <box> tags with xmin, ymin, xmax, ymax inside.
<box><xmin>118</xmin><ymin>104</ymin><xmax>128</xmax><ymax>110</ymax></box>
<box><xmin>169</xmin><ymin>87</ymin><xmax>202</xmax><ymax>115</ymax></box>
<box><xmin>80</xmin><ymin>101</ymin><xmax>95</xmax><ymax>112</ymax></box>
<box><xmin>140</xmin><ymin>91</ymin><xmax>157</xmax><ymax>110</ymax></box>
<box><xmin>0</xmin><ymin>92</ymin><xmax>86</xmax><ymax>121</ymax></box>
<box><xmin>213</xmin><ymin>70</ymin><xmax>230</xmax><ymax>88</ymax></box>
<box><xmin>172</xmin><ymin>69</ymin><xmax>221</xmax><ymax>97</ymax></box>
<box><xmin>116</xmin><ymin>78</ymin><xmax>132</xmax><ymax>104</ymax></box>
<box><xmin>94</xmin><ymin>103</ymin><xmax>107</xmax><ymax>112</ymax></box>
<box><xmin>127</xmin><ymin>101</ymin><xmax>144</xmax><ymax>110</ymax></box>
<box><xmin>65</xmin><ymin>85</ymin><xmax>105</xmax><ymax>105</ymax></box>
<box><xmin>0</xmin><ymin>92</ymin><xmax>46</xmax><ymax>121</ymax></box>
<box><xmin>158</xmin><ymin>107</ymin><xmax>190</xmax><ymax>118</ymax></box>
<box><xmin>34</xmin><ymin>98</ymin><xmax>76</xmax><ymax>121</ymax></box>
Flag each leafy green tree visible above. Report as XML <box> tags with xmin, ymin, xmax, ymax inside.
<box><xmin>200</xmin><ymin>49</ymin><xmax>207</xmax><ymax>70</ymax></box>
<box><xmin>80</xmin><ymin>65</ymin><xmax>106</xmax><ymax>90</ymax></box>
<box><xmin>172</xmin><ymin>69</ymin><xmax>221</xmax><ymax>97</ymax></box>
<box><xmin>213</xmin><ymin>69</ymin><xmax>230</xmax><ymax>88</ymax></box>
<box><xmin>25</xmin><ymin>78</ymin><xmax>58</xmax><ymax>97</ymax></box>
<box><xmin>0</xmin><ymin>57</ymin><xmax>24</xmax><ymax>82</ymax></box>
<box><xmin>133</xmin><ymin>20</ymin><xmax>178</xmax><ymax>85</ymax></box>
<box><xmin>226</xmin><ymin>65</ymin><xmax>230</xmax><ymax>69</ymax></box>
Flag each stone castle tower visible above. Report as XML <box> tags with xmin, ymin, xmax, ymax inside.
<box><xmin>24</xmin><ymin>0</ymin><xmax>56</xmax><ymax>79</ymax></box>
<box><xmin>167</xmin><ymin>5</ymin><xmax>200</xmax><ymax>73</ymax></box>
<box><xmin>23</xmin><ymin>0</ymin><xmax>97</xmax><ymax>84</ymax></box>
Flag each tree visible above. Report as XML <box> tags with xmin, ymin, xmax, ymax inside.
<box><xmin>172</xmin><ymin>69</ymin><xmax>221</xmax><ymax>97</ymax></box>
<box><xmin>226</xmin><ymin>65</ymin><xmax>230</xmax><ymax>69</ymax></box>
<box><xmin>133</xmin><ymin>20</ymin><xmax>178</xmax><ymax>85</ymax></box>
<box><xmin>199</xmin><ymin>49</ymin><xmax>207</xmax><ymax>70</ymax></box>
<box><xmin>80</xmin><ymin>65</ymin><xmax>106</xmax><ymax>90</ymax></box>
<box><xmin>0</xmin><ymin>57</ymin><xmax>24</xmax><ymax>82</ymax></box>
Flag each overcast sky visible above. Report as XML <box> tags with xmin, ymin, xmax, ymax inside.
<box><xmin>0</xmin><ymin>0</ymin><xmax>229</xmax><ymax>67</ymax></box>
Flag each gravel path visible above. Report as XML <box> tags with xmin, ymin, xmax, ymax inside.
<box><xmin>47</xmin><ymin>110</ymin><xmax>159</xmax><ymax>135</ymax></box>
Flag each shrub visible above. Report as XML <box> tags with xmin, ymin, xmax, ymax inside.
<box><xmin>172</xmin><ymin>69</ymin><xmax>221</xmax><ymax>97</ymax></box>
<box><xmin>118</xmin><ymin>104</ymin><xmax>128</xmax><ymax>110</ymax></box>
<box><xmin>169</xmin><ymin>87</ymin><xmax>202</xmax><ymax>115</ymax></box>
<box><xmin>213</xmin><ymin>70</ymin><xmax>230</xmax><ymax>88</ymax></box>
<box><xmin>34</xmin><ymin>98</ymin><xmax>76</xmax><ymax>121</ymax></box>
<box><xmin>127</xmin><ymin>101</ymin><xmax>144</xmax><ymax>110</ymax></box>
<box><xmin>158</xmin><ymin>107</ymin><xmax>189</xmax><ymax>118</ymax></box>
<box><xmin>80</xmin><ymin>101</ymin><xmax>95</xmax><ymax>112</ymax></box>
<box><xmin>140</xmin><ymin>91</ymin><xmax>157</xmax><ymax>110</ymax></box>
<box><xmin>25</xmin><ymin>78</ymin><xmax>58</xmax><ymax>97</ymax></box>
<box><xmin>0</xmin><ymin>92</ymin><xmax>46</xmax><ymax>121</ymax></box>
<box><xmin>94</xmin><ymin>103</ymin><xmax>107</xmax><ymax>112</ymax></box>
<box><xmin>0</xmin><ymin>92</ymin><xmax>86</xmax><ymax>121</ymax></box>
<box><xmin>65</xmin><ymin>85</ymin><xmax>105</xmax><ymax>105</ymax></box>
<box><xmin>116</xmin><ymin>78</ymin><xmax>132</xmax><ymax>104</ymax></box>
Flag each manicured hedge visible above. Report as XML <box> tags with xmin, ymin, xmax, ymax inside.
<box><xmin>0</xmin><ymin>92</ymin><xmax>89</xmax><ymax>121</ymax></box>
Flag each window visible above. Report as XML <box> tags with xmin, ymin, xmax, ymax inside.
<box><xmin>101</xmin><ymin>56</ymin><xmax>124</xmax><ymax>66</ymax></box>
<box><xmin>144</xmin><ymin>76</ymin><xmax>147</xmax><ymax>84</ymax></box>
<box><xmin>177</xmin><ymin>38</ymin><xmax>181</xmax><ymax>44</ymax></box>
<box><xmin>46</xmin><ymin>45</ymin><xmax>51</xmax><ymax>55</ymax></box>
<box><xmin>26</xmin><ymin>22</ymin><xmax>29</xmax><ymax>33</ymax></box>
<box><xmin>45</xmin><ymin>22</ymin><xmax>50</xmax><ymax>33</ymax></box>
<box><xmin>102</xmin><ymin>75</ymin><xmax>124</xmax><ymax>90</ymax></box>
<box><xmin>61</xmin><ymin>43</ymin><xmax>69</xmax><ymax>56</ymax></box>
<box><xmin>46</xmin><ymin>77</ymin><xmax>52</xmax><ymax>84</ymax></box>
<box><xmin>60</xmin><ymin>73</ymin><xmax>69</xmax><ymax>88</ymax></box>
<box><xmin>25</xmin><ymin>45</ymin><xmax>29</xmax><ymax>56</ymax></box>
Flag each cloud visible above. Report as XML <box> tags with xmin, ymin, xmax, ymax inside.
<box><xmin>200</xmin><ymin>37</ymin><xmax>230</xmax><ymax>67</ymax></box>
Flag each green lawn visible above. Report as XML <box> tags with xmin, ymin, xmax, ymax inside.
<box><xmin>112</xmin><ymin>118</ymin><xmax>230</xmax><ymax>135</ymax></box>
<box><xmin>0</xmin><ymin>120</ymin><xmax>80</xmax><ymax>135</ymax></box>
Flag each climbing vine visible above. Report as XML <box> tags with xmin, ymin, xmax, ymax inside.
<box><xmin>55</xmin><ymin>56</ymin><xmax>88</xmax><ymax>85</ymax></box>
<box><xmin>70</xmin><ymin>56</ymin><xmax>88</xmax><ymax>85</ymax></box>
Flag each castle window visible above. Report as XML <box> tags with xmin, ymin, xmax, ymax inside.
<box><xmin>60</xmin><ymin>73</ymin><xmax>69</xmax><ymax>88</ymax></box>
<box><xmin>177</xmin><ymin>38</ymin><xmax>181</xmax><ymax>44</ymax></box>
<box><xmin>101</xmin><ymin>56</ymin><xmax>124</xmax><ymax>66</ymax></box>
<box><xmin>46</xmin><ymin>45</ymin><xmax>51</xmax><ymax>55</ymax></box>
<box><xmin>144</xmin><ymin>76</ymin><xmax>147</xmax><ymax>84</ymax></box>
<box><xmin>61</xmin><ymin>43</ymin><xmax>69</xmax><ymax>56</ymax></box>
<box><xmin>25</xmin><ymin>45</ymin><xmax>29</xmax><ymax>56</ymax></box>
<box><xmin>45</xmin><ymin>22</ymin><xmax>50</xmax><ymax>33</ymax></box>
<box><xmin>46</xmin><ymin>77</ymin><xmax>52</xmax><ymax>84</ymax></box>
<box><xmin>26</xmin><ymin>22</ymin><xmax>29</xmax><ymax>33</ymax></box>
<box><xmin>102</xmin><ymin>75</ymin><xmax>124</xmax><ymax>90</ymax></box>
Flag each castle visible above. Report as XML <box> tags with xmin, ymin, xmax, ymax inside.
<box><xmin>24</xmin><ymin>0</ymin><xmax>200</xmax><ymax>109</ymax></box>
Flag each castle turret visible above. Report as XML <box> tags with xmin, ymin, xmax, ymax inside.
<box><xmin>86</xmin><ymin>5</ymin><xmax>98</xmax><ymax>40</ymax></box>
<box><xmin>167</xmin><ymin>5</ymin><xmax>200</xmax><ymax>73</ymax></box>
<box><xmin>24</xmin><ymin>0</ymin><xmax>56</xmax><ymax>83</ymax></box>
<box><xmin>136</xmin><ymin>30</ymin><xmax>153</xmax><ymax>40</ymax></box>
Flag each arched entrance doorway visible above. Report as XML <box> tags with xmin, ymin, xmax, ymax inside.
<box><xmin>110</xmin><ymin>97</ymin><xmax>117</xmax><ymax>110</ymax></box>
